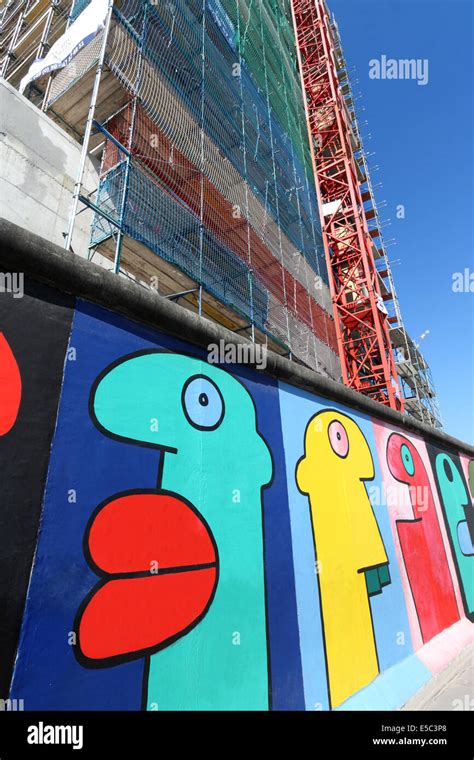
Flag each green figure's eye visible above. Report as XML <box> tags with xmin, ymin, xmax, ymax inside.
<box><xmin>181</xmin><ymin>375</ymin><xmax>225</xmax><ymax>431</ymax></box>
<box><xmin>400</xmin><ymin>443</ymin><xmax>415</xmax><ymax>476</ymax></box>
<box><xmin>443</xmin><ymin>458</ymin><xmax>454</xmax><ymax>482</ymax></box>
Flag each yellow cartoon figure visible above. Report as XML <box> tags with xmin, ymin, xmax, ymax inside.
<box><xmin>296</xmin><ymin>410</ymin><xmax>390</xmax><ymax>708</ymax></box>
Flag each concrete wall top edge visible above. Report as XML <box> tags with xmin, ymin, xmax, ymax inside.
<box><xmin>1</xmin><ymin>216</ymin><xmax>472</xmax><ymax>456</ymax></box>
<box><xmin>0</xmin><ymin>79</ymin><xmax>80</xmax><ymax>150</ymax></box>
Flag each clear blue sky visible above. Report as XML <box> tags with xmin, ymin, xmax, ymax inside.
<box><xmin>329</xmin><ymin>0</ymin><xmax>473</xmax><ymax>443</ymax></box>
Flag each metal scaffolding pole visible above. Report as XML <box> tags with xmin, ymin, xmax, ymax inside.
<box><xmin>197</xmin><ymin>0</ymin><xmax>206</xmax><ymax>318</ymax></box>
<box><xmin>113</xmin><ymin>2</ymin><xmax>147</xmax><ymax>275</ymax></box>
<box><xmin>257</xmin><ymin>0</ymin><xmax>292</xmax><ymax>359</ymax></box>
<box><xmin>64</xmin><ymin>0</ymin><xmax>114</xmax><ymax>252</ymax></box>
<box><xmin>235</xmin><ymin>0</ymin><xmax>255</xmax><ymax>344</ymax></box>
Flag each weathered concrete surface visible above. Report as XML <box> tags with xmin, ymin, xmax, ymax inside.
<box><xmin>0</xmin><ymin>78</ymin><xmax>108</xmax><ymax>266</ymax></box>
<box><xmin>402</xmin><ymin>644</ymin><xmax>474</xmax><ymax>711</ymax></box>
<box><xmin>0</xmin><ymin>216</ymin><xmax>473</xmax><ymax>457</ymax></box>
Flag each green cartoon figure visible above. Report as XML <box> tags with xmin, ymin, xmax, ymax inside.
<box><xmin>76</xmin><ymin>351</ymin><xmax>273</xmax><ymax>710</ymax></box>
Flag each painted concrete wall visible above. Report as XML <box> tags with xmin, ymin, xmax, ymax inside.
<box><xmin>1</xmin><ymin>228</ymin><xmax>473</xmax><ymax>710</ymax></box>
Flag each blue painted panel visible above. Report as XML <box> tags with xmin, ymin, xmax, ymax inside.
<box><xmin>10</xmin><ymin>300</ymin><xmax>304</xmax><ymax>710</ymax></box>
<box><xmin>338</xmin><ymin>656</ymin><xmax>431</xmax><ymax>711</ymax></box>
<box><xmin>278</xmin><ymin>382</ymin><xmax>414</xmax><ymax>709</ymax></box>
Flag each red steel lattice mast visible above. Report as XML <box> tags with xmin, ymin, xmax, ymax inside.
<box><xmin>290</xmin><ymin>0</ymin><xmax>404</xmax><ymax>411</ymax></box>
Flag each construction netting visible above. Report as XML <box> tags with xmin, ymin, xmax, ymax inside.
<box><xmin>1</xmin><ymin>0</ymin><xmax>71</xmax><ymax>104</ymax></box>
<box><xmin>52</xmin><ymin>0</ymin><xmax>340</xmax><ymax>376</ymax></box>
<box><xmin>93</xmin><ymin>156</ymin><xmax>270</xmax><ymax>327</ymax></box>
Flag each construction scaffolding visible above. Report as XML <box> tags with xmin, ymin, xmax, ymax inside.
<box><xmin>2</xmin><ymin>0</ymin><xmax>341</xmax><ymax>378</ymax></box>
<box><xmin>0</xmin><ymin>0</ymin><xmax>70</xmax><ymax>105</ymax></box>
<box><xmin>290</xmin><ymin>0</ymin><xmax>441</xmax><ymax>425</ymax></box>
<box><xmin>1</xmin><ymin>0</ymin><xmax>442</xmax><ymax>423</ymax></box>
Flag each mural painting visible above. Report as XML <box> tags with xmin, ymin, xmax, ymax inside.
<box><xmin>0</xmin><ymin>281</ymin><xmax>73</xmax><ymax>697</ymax></box>
<box><xmin>0</xmin><ymin>332</ymin><xmax>21</xmax><ymax>436</ymax></box>
<box><xmin>428</xmin><ymin>446</ymin><xmax>474</xmax><ymax>620</ymax></box>
<box><xmin>2</xmin><ymin>286</ymin><xmax>472</xmax><ymax>711</ymax></box>
<box><xmin>297</xmin><ymin>410</ymin><xmax>390</xmax><ymax>708</ymax></box>
<box><xmin>385</xmin><ymin>433</ymin><xmax>459</xmax><ymax>642</ymax></box>
<box><xmin>77</xmin><ymin>351</ymin><xmax>273</xmax><ymax>710</ymax></box>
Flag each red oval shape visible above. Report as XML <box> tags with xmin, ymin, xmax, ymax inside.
<box><xmin>78</xmin><ymin>568</ymin><xmax>217</xmax><ymax>662</ymax></box>
<box><xmin>0</xmin><ymin>333</ymin><xmax>22</xmax><ymax>435</ymax></box>
<box><xmin>77</xmin><ymin>492</ymin><xmax>219</xmax><ymax>664</ymax></box>
<box><xmin>88</xmin><ymin>492</ymin><xmax>216</xmax><ymax>574</ymax></box>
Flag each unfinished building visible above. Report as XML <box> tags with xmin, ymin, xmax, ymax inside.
<box><xmin>0</xmin><ymin>0</ymin><xmax>441</xmax><ymax>425</ymax></box>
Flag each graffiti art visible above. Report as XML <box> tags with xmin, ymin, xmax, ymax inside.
<box><xmin>429</xmin><ymin>447</ymin><xmax>474</xmax><ymax>620</ymax></box>
<box><xmin>0</xmin><ymin>280</ymin><xmax>74</xmax><ymax>697</ymax></box>
<box><xmin>297</xmin><ymin>410</ymin><xmax>390</xmax><ymax>708</ymax></box>
<box><xmin>5</xmin><ymin>299</ymin><xmax>473</xmax><ymax>711</ymax></box>
<box><xmin>386</xmin><ymin>434</ymin><xmax>459</xmax><ymax>643</ymax></box>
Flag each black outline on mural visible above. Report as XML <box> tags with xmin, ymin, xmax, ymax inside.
<box><xmin>295</xmin><ymin>408</ymin><xmax>388</xmax><ymax>709</ymax></box>
<box><xmin>360</xmin><ymin>562</ymin><xmax>392</xmax><ymax>598</ymax></box>
<box><xmin>326</xmin><ymin>419</ymin><xmax>350</xmax><ymax>459</ymax></box>
<box><xmin>73</xmin><ymin>487</ymin><xmax>220</xmax><ymax>670</ymax></box>
<box><xmin>181</xmin><ymin>374</ymin><xmax>225</xmax><ymax>431</ymax></box>
<box><xmin>388</xmin><ymin>435</ymin><xmax>433</xmax><ymax>643</ymax></box>
<box><xmin>386</xmin><ymin>432</ymin><xmax>461</xmax><ymax>642</ymax></box>
<box><xmin>428</xmin><ymin>448</ymin><xmax>474</xmax><ymax>623</ymax></box>
<box><xmin>85</xmin><ymin>348</ymin><xmax>275</xmax><ymax>711</ymax></box>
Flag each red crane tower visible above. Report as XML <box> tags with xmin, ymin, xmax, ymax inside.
<box><xmin>290</xmin><ymin>0</ymin><xmax>404</xmax><ymax>412</ymax></box>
